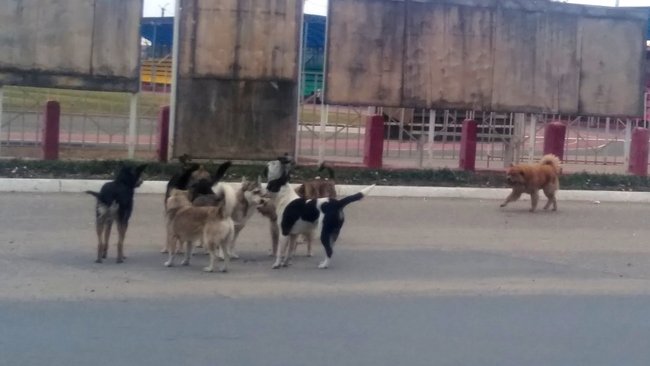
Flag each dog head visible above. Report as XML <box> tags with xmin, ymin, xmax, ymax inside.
<box><xmin>116</xmin><ymin>163</ymin><xmax>147</xmax><ymax>188</ymax></box>
<box><xmin>240</xmin><ymin>176</ymin><xmax>266</xmax><ymax>205</ymax></box>
<box><xmin>505</xmin><ymin>165</ymin><xmax>526</xmax><ymax>186</ymax></box>
<box><xmin>165</xmin><ymin>188</ymin><xmax>192</xmax><ymax>212</ymax></box>
<box><xmin>264</xmin><ymin>154</ymin><xmax>294</xmax><ymax>182</ymax></box>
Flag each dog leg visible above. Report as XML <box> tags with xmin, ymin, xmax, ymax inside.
<box><xmin>164</xmin><ymin>228</ymin><xmax>177</xmax><ymax>267</ymax></box>
<box><xmin>530</xmin><ymin>191</ymin><xmax>539</xmax><ymax>212</ymax></box>
<box><xmin>543</xmin><ymin>187</ymin><xmax>557</xmax><ymax>211</ymax></box>
<box><xmin>273</xmin><ymin>235</ymin><xmax>289</xmax><ymax>269</ymax></box>
<box><xmin>204</xmin><ymin>239</ymin><xmax>217</xmax><ymax>273</ymax></box>
<box><xmin>318</xmin><ymin>231</ymin><xmax>334</xmax><ymax>269</ymax></box>
<box><xmin>305</xmin><ymin>232</ymin><xmax>313</xmax><ymax>257</ymax></box>
<box><xmin>500</xmin><ymin>191</ymin><xmax>522</xmax><ymax>208</ymax></box>
<box><xmin>220</xmin><ymin>227</ymin><xmax>241</xmax><ymax>260</ymax></box>
<box><xmin>95</xmin><ymin>221</ymin><xmax>104</xmax><ymax>263</ymax></box>
<box><xmin>181</xmin><ymin>241</ymin><xmax>193</xmax><ymax>266</ymax></box>
<box><xmin>285</xmin><ymin>235</ymin><xmax>298</xmax><ymax>267</ymax></box>
<box><xmin>101</xmin><ymin>220</ymin><xmax>112</xmax><ymax>259</ymax></box>
<box><xmin>116</xmin><ymin>221</ymin><xmax>128</xmax><ymax>263</ymax></box>
<box><xmin>268</xmin><ymin>220</ymin><xmax>279</xmax><ymax>257</ymax></box>
<box><xmin>219</xmin><ymin>242</ymin><xmax>230</xmax><ymax>273</ymax></box>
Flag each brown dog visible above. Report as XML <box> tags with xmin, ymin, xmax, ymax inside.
<box><xmin>295</xmin><ymin>163</ymin><xmax>337</xmax><ymax>200</ymax></box>
<box><xmin>164</xmin><ymin>186</ymin><xmax>235</xmax><ymax>272</ymax></box>
<box><xmin>500</xmin><ymin>154</ymin><xmax>561</xmax><ymax>212</ymax></box>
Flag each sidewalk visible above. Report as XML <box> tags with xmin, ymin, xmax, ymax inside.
<box><xmin>1</xmin><ymin>178</ymin><xmax>648</xmax><ymax>203</ymax></box>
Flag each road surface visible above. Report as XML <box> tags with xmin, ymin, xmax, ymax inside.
<box><xmin>1</xmin><ymin>193</ymin><xmax>649</xmax><ymax>365</ymax></box>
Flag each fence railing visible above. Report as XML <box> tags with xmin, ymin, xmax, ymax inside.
<box><xmin>0</xmin><ymin>84</ymin><xmax>647</xmax><ymax>173</ymax></box>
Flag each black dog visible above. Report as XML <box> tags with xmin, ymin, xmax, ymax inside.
<box><xmin>86</xmin><ymin>164</ymin><xmax>147</xmax><ymax>263</ymax></box>
<box><xmin>187</xmin><ymin>161</ymin><xmax>232</xmax><ymax>206</ymax></box>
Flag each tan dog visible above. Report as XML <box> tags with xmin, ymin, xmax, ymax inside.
<box><xmin>295</xmin><ymin>163</ymin><xmax>337</xmax><ymax>200</ymax></box>
<box><xmin>164</xmin><ymin>186</ymin><xmax>236</xmax><ymax>272</ymax></box>
<box><xmin>500</xmin><ymin>154</ymin><xmax>561</xmax><ymax>212</ymax></box>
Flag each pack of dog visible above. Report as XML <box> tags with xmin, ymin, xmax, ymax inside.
<box><xmin>86</xmin><ymin>156</ymin><xmax>375</xmax><ymax>271</ymax></box>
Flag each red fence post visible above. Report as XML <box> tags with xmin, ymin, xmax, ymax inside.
<box><xmin>363</xmin><ymin>115</ymin><xmax>384</xmax><ymax>169</ymax></box>
<box><xmin>157</xmin><ymin>106</ymin><xmax>170</xmax><ymax>162</ymax></box>
<box><xmin>459</xmin><ymin>119</ymin><xmax>478</xmax><ymax>171</ymax></box>
<box><xmin>543</xmin><ymin>121</ymin><xmax>567</xmax><ymax>161</ymax></box>
<box><xmin>42</xmin><ymin>101</ymin><xmax>60</xmax><ymax>160</ymax></box>
<box><xmin>628</xmin><ymin>127</ymin><xmax>649</xmax><ymax>176</ymax></box>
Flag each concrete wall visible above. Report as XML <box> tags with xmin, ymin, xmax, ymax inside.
<box><xmin>0</xmin><ymin>0</ymin><xmax>142</xmax><ymax>92</ymax></box>
<box><xmin>326</xmin><ymin>0</ymin><xmax>648</xmax><ymax>117</ymax></box>
<box><xmin>174</xmin><ymin>0</ymin><xmax>302</xmax><ymax>160</ymax></box>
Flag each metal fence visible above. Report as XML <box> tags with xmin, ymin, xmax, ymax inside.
<box><xmin>297</xmin><ymin>91</ymin><xmax>650</xmax><ymax>173</ymax></box>
<box><xmin>0</xmin><ymin>86</ymin><xmax>168</xmax><ymax>159</ymax></box>
<box><xmin>0</xmin><ymin>83</ymin><xmax>647</xmax><ymax>174</ymax></box>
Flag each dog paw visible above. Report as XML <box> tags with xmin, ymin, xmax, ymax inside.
<box><xmin>203</xmin><ymin>267</ymin><xmax>214</xmax><ymax>273</ymax></box>
<box><xmin>318</xmin><ymin>259</ymin><xmax>330</xmax><ymax>269</ymax></box>
<box><xmin>164</xmin><ymin>261</ymin><xmax>173</xmax><ymax>267</ymax></box>
<box><xmin>499</xmin><ymin>203</ymin><xmax>506</xmax><ymax>208</ymax></box>
<box><xmin>272</xmin><ymin>263</ymin><xmax>281</xmax><ymax>269</ymax></box>
<box><xmin>229</xmin><ymin>252</ymin><xmax>240</xmax><ymax>259</ymax></box>
<box><xmin>95</xmin><ymin>259</ymin><xmax>102</xmax><ymax>264</ymax></box>
<box><xmin>219</xmin><ymin>268</ymin><xmax>228</xmax><ymax>273</ymax></box>
<box><xmin>181</xmin><ymin>259</ymin><xmax>190</xmax><ymax>266</ymax></box>
<box><xmin>116</xmin><ymin>258</ymin><xmax>124</xmax><ymax>264</ymax></box>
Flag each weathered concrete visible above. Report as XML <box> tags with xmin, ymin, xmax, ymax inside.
<box><xmin>174</xmin><ymin>0</ymin><xmax>302</xmax><ymax>159</ymax></box>
<box><xmin>0</xmin><ymin>0</ymin><xmax>142</xmax><ymax>92</ymax></box>
<box><xmin>326</xmin><ymin>0</ymin><xmax>648</xmax><ymax>116</ymax></box>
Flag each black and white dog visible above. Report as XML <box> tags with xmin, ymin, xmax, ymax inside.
<box><xmin>263</xmin><ymin>157</ymin><xmax>374</xmax><ymax>269</ymax></box>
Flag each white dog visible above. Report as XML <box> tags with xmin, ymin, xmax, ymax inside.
<box><xmin>263</xmin><ymin>156</ymin><xmax>375</xmax><ymax>269</ymax></box>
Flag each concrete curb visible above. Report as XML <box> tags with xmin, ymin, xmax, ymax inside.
<box><xmin>0</xmin><ymin>178</ymin><xmax>648</xmax><ymax>203</ymax></box>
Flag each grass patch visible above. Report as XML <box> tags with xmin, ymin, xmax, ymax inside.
<box><xmin>1</xmin><ymin>159</ymin><xmax>649</xmax><ymax>192</ymax></box>
<box><xmin>3</xmin><ymin>86</ymin><xmax>169</xmax><ymax>117</ymax></box>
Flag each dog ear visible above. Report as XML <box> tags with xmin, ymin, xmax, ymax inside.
<box><xmin>257</xmin><ymin>175</ymin><xmax>262</xmax><ymax>185</ymax></box>
<box><xmin>135</xmin><ymin>164</ymin><xmax>148</xmax><ymax>175</ymax></box>
<box><xmin>261</xmin><ymin>166</ymin><xmax>268</xmax><ymax>179</ymax></box>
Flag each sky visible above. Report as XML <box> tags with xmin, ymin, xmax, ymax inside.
<box><xmin>142</xmin><ymin>0</ymin><xmax>650</xmax><ymax>17</ymax></box>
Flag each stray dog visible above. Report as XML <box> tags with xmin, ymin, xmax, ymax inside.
<box><xmin>188</xmin><ymin>161</ymin><xmax>233</xmax><ymax>205</ymax></box>
<box><xmin>164</xmin><ymin>185</ymin><xmax>236</xmax><ymax>272</ymax></box>
<box><xmin>264</xmin><ymin>156</ymin><xmax>375</xmax><ymax>269</ymax></box>
<box><xmin>86</xmin><ymin>163</ymin><xmax>147</xmax><ymax>263</ymax></box>
<box><xmin>293</xmin><ymin>163</ymin><xmax>337</xmax><ymax>255</ymax></box>
<box><xmin>295</xmin><ymin>163</ymin><xmax>337</xmax><ymax>199</ymax></box>
<box><xmin>500</xmin><ymin>154</ymin><xmax>562</xmax><ymax>212</ymax></box>
<box><xmin>221</xmin><ymin>176</ymin><xmax>279</xmax><ymax>260</ymax></box>
<box><xmin>162</xmin><ymin>161</ymin><xmax>232</xmax><ymax>253</ymax></box>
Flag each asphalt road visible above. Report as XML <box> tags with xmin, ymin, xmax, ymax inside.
<box><xmin>1</xmin><ymin>193</ymin><xmax>649</xmax><ymax>365</ymax></box>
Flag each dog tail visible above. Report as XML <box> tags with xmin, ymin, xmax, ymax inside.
<box><xmin>337</xmin><ymin>184</ymin><xmax>376</xmax><ymax>209</ymax></box>
<box><xmin>540</xmin><ymin>154</ymin><xmax>562</xmax><ymax>174</ymax></box>
<box><xmin>211</xmin><ymin>161</ymin><xmax>232</xmax><ymax>183</ymax></box>
<box><xmin>318</xmin><ymin>163</ymin><xmax>335</xmax><ymax>179</ymax></box>
<box><xmin>213</xmin><ymin>182</ymin><xmax>237</xmax><ymax>218</ymax></box>
<box><xmin>85</xmin><ymin>190</ymin><xmax>101</xmax><ymax>199</ymax></box>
